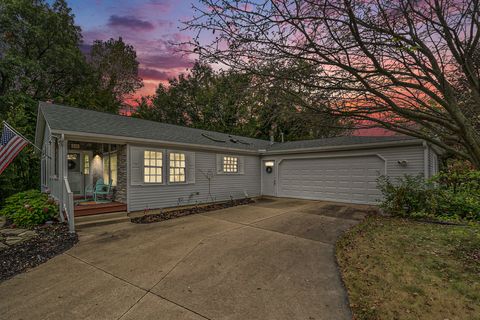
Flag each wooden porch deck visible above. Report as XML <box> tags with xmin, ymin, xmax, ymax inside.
<box><xmin>74</xmin><ymin>201</ymin><xmax>127</xmax><ymax>217</ymax></box>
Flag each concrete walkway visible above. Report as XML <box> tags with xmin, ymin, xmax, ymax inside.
<box><xmin>0</xmin><ymin>198</ymin><xmax>374</xmax><ymax>320</ymax></box>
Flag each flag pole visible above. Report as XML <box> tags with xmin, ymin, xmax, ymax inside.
<box><xmin>2</xmin><ymin>121</ymin><xmax>44</xmax><ymax>154</ymax></box>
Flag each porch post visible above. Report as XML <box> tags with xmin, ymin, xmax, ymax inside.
<box><xmin>57</xmin><ymin>137</ymin><xmax>65</xmax><ymax>223</ymax></box>
<box><xmin>59</xmin><ymin>136</ymin><xmax>75</xmax><ymax>233</ymax></box>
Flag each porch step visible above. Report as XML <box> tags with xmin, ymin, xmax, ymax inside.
<box><xmin>76</xmin><ymin>211</ymin><xmax>130</xmax><ymax>229</ymax></box>
<box><xmin>74</xmin><ymin>202</ymin><xmax>127</xmax><ymax>217</ymax></box>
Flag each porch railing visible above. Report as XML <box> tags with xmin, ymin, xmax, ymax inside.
<box><xmin>62</xmin><ymin>177</ymin><xmax>75</xmax><ymax>233</ymax></box>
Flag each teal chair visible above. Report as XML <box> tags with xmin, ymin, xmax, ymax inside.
<box><xmin>85</xmin><ymin>178</ymin><xmax>112</xmax><ymax>202</ymax></box>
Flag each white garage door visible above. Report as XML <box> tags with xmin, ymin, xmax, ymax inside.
<box><xmin>278</xmin><ymin>155</ymin><xmax>385</xmax><ymax>204</ymax></box>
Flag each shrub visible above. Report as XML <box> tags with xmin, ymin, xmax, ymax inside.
<box><xmin>434</xmin><ymin>190</ymin><xmax>480</xmax><ymax>221</ymax></box>
<box><xmin>377</xmin><ymin>175</ymin><xmax>433</xmax><ymax>217</ymax></box>
<box><xmin>0</xmin><ymin>190</ymin><xmax>58</xmax><ymax>227</ymax></box>
<box><xmin>378</xmin><ymin>169</ymin><xmax>480</xmax><ymax>222</ymax></box>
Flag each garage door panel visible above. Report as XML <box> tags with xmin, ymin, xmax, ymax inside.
<box><xmin>278</xmin><ymin>156</ymin><xmax>384</xmax><ymax>204</ymax></box>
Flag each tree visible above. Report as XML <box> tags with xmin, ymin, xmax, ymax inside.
<box><xmin>0</xmin><ymin>0</ymin><xmax>86</xmax><ymax>106</ymax></box>
<box><xmin>135</xmin><ymin>62</ymin><xmax>259</xmax><ymax>136</ymax></box>
<box><xmin>0</xmin><ymin>0</ymin><xmax>87</xmax><ymax>202</ymax></box>
<box><xmin>0</xmin><ymin>1</ymin><xmax>143</xmax><ymax>201</ymax></box>
<box><xmin>61</xmin><ymin>38</ymin><xmax>143</xmax><ymax>113</ymax></box>
<box><xmin>134</xmin><ymin>62</ymin><xmax>348</xmax><ymax>140</ymax></box>
<box><xmin>88</xmin><ymin>38</ymin><xmax>143</xmax><ymax>105</ymax></box>
<box><xmin>184</xmin><ymin>0</ymin><xmax>480</xmax><ymax>167</ymax></box>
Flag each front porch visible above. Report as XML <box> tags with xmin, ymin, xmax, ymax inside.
<box><xmin>42</xmin><ymin>138</ymin><xmax>128</xmax><ymax>230</ymax></box>
<box><xmin>67</xmin><ymin>141</ymin><xmax>128</xmax><ymax>217</ymax></box>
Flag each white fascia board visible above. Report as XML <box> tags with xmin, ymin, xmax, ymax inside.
<box><xmin>260</xmin><ymin>139</ymin><xmax>424</xmax><ymax>155</ymax></box>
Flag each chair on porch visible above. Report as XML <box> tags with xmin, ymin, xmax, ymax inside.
<box><xmin>85</xmin><ymin>178</ymin><xmax>113</xmax><ymax>202</ymax></box>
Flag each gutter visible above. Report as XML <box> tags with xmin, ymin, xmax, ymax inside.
<box><xmin>51</xmin><ymin>128</ymin><xmax>424</xmax><ymax>156</ymax></box>
<box><xmin>261</xmin><ymin>139</ymin><xmax>424</xmax><ymax>155</ymax></box>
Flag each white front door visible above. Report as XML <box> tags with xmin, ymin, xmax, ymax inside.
<box><xmin>67</xmin><ymin>152</ymin><xmax>82</xmax><ymax>194</ymax></box>
<box><xmin>262</xmin><ymin>160</ymin><xmax>276</xmax><ymax>196</ymax></box>
<box><xmin>67</xmin><ymin>151</ymin><xmax>93</xmax><ymax>195</ymax></box>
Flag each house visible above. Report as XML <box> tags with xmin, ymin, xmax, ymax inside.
<box><xmin>35</xmin><ymin>102</ymin><xmax>440</xmax><ymax>231</ymax></box>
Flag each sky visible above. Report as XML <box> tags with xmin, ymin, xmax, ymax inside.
<box><xmin>67</xmin><ymin>0</ymin><xmax>199</xmax><ymax>99</ymax></box>
<box><xmin>66</xmin><ymin>0</ymin><xmax>392</xmax><ymax>136</ymax></box>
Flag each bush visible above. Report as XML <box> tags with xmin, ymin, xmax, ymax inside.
<box><xmin>0</xmin><ymin>190</ymin><xmax>58</xmax><ymax>227</ymax></box>
<box><xmin>378</xmin><ymin>168</ymin><xmax>480</xmax><ymax>222</ymax></box>
<box><xmin>377</xmin><ymin>175</ymin><xmax>433</xmax><ymax>217</ymax></box>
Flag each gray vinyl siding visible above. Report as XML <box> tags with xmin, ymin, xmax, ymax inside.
<box><xmin>128</xmin><ymin>144</ymin><xmax>261</xmax><ymax>212</ymax></box>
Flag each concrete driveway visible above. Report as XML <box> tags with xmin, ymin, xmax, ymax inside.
<box><xmin>0</xmin><ymin>198</ymin><xmax>375</xmax><ymax>320</ymax></box>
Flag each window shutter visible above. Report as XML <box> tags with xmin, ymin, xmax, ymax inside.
<box><xmin>130</xmin><ymin>147</ymin><xmax>144</xmax><ymax>185</ymax></box>
<box><xmin>186</xmin><ymin>152</ymin><xmax>196</xmax><ymax>184</ymax></box>
<box><xmin>216</xmin><ymin>154</ymin><xmax>223</xmax><ymax>174</ymax></box>
<box><xmin>238</xmin><ymin>156</ymin><xmax>245</xmax><ymax>174</ymax></box>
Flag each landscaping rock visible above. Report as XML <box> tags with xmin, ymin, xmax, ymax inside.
<box><xmin>0</xmin><ymin>216</ymin><xmax>5</xmax><ymax>228</ymax></box>
<box><xmin>131</xmin><ymin>198</ymin><xmax>254</xmax><ymax>224</ymax></box>
<box><xmin>5</xmin><ymin>236</ymin><xmax>24</xmax><ymax>246</ymax></box>
<box><xmin>0</xmin><ymin>223</ymin><xmax>78</xmax><ymax>282</ymax></box>
<box><xmin>18</xmin><ymin>230</ymin><xmax>37</xmax><ymax>239</ymax></box>
<box><xmin>0</xmin><ymin>228</ymin><xmax>28</xmax><ymax>236</ymax></box>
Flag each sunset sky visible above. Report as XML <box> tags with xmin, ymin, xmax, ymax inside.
<box><xmin>68</xmin><ymin>0</ymin><xmax>198</xmax><ymax>99</ymax></box>
<box><xmin>66</xmin><ymin>0</ymin><xmax>392</xmax><ymax>135</ymax></box>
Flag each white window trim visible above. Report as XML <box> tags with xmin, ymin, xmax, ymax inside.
<box><xmin>167</xmin><ymin>151</ymin><xmax>187</xmax><ymax>184</ymax></box>
<box><xmin>142</xmin><ymin>148</ymin><xmax>166</xmax><ymax>185</ymax></box>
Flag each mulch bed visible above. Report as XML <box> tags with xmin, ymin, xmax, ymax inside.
<box><xmin>132</xmin><ymin>198</ymin><xmax>255</xmax><ymax>224</ymax></box>
<box><xmin>0</xmin><ymin>223</ymin><xmax>78</xmax><ymax>282</ymax></box>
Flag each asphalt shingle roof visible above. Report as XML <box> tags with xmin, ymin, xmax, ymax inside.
<box><xmin>40</xmin><ymin>102</ymin><xmax>271</xmax><ymax>151</ymax></box>
<box><xmin>39</xmin><ymin>102</ymin><xmax>419</xmax><ymax>153</ymax></box>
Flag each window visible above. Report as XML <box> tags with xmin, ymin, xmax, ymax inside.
<box><xmin>169</xmin><ymin>152</ymin><xmax>186</xmax><ymax>183</ymax></box>
<box><xmin>144</xmin><ymin>150</ymin><xmax>163</xmax><ymax>183</ymax></box>
<box><xmin>103</xmin><ymin>152</ymin><xmax>118</xmax><ymax>186</ymax></box>
<box><xmin>223</xmin><ymin>156</ymin><xmax>238</xmax><ymax>173</ymax></box>
<box><xmin>83</xmin><ymin>154</ymin><xmax>90</xmax><ymax>175</ymax></box>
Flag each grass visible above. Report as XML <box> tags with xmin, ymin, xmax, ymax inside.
<box><xmin>336</xmin><ymin>216</ymin><xmax>480</xmax><ymax>320</ymax></box>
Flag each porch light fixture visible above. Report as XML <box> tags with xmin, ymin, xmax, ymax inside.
<box><xmin>397</xmin><ymin>160</ymin><xmax>408</xmax><ymax>167</ymax></box>
<box><xmin>264</xmin><ymin>161</ymin><xmax>274</xmax><ymax>167</ymax></box>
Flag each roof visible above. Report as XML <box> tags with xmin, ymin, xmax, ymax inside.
<box><xmin>266</xmin><ymin>135</ymin><xmax>418</xmax><ymax>152</ymax></box>
<box><xmin>37</xmin><ymin>102</ymin><xmax>421</xmax><ymax>153</ymax></box>
<box><xmin>38</xmin><ymin>102</ymin><xmax>271</xmax><ymax>152</ymax></box>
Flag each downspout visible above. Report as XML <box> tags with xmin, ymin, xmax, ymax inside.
<box><xmin>423</xmin><ymin>141</ymin><xmax>429</xmax><ymax>179</ymax></box>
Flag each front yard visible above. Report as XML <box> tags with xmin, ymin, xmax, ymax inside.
<box><xmin>336</xmin><ymin>216</ymin><xmax>480</xmax><ymax>320</ymax></box>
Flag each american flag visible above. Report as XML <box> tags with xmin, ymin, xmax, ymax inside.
<box><xmin>0</xmin><ymin>124</ymin><xmax>28</xmax><ymax>175</ymax></box>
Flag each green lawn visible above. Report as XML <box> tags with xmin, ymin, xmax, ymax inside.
<box><xmin>336</xmin><ymin>216</ymin><xmax>480</xmax><ymax>320</ymax></box>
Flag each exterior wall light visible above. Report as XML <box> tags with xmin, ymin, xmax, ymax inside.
<box><xmin>265</xmin><ymin>161</ymin><xmax>275</xmax><ymax>167</ymax></box>
<box><xmin>398</xmin><ymin>160</ymin><xmax>408</xmax><ymax>167</ymax></box>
